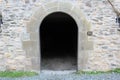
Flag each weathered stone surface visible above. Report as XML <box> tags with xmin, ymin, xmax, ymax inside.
<box><xmin>0</xmin><ymin>0</ymin><xmax>120</xmax><ymax>71</ymax></box>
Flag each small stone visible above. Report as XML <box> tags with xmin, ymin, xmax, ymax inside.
<box><xmin>4</xmin><ymin>53</ymin><xmax>11</xmax><ymax>58</ymax></box>
<box><xmin>7</xmin><ymin>65</ymin><xmax>17</xmax><ymax>70</ymax></box>
<box><xmin>111</xmin><ymin>64</ymin><xmax>117</xmax><ymax>67</ymax></box>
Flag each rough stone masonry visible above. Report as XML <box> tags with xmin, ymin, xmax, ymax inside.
<box><xmin>0</xmin><ymin>0</ymin><xmax>120</xmax><ymax>72</ymax></box>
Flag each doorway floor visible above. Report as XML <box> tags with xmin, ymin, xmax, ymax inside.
<box><xmin>41</xmin><ymin>56</ymin><xmax>77</xmax><ymax>70</ymax></box>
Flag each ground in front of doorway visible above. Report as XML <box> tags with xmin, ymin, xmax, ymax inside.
<box><xmin>0</xmin><ymin>70</ymin><xmax>120</xmax><ymax>80</ymax></box>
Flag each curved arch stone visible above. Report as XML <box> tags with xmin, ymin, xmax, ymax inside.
<box><xmin>23</xmin><ymin>1</ymin><xmax>93</xmax><ymax>71</ymax></box>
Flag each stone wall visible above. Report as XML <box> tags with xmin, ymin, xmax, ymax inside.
<box><xmin>0</xmin><ymin>0</ymin><xmax>120</xmax><ymax>71</ymax></box>
<box><xmin>0</xmin><ymin>0</ymin><xmax>34</xmax><ymax>71</ymax></box>
<box><xmin>80</xmin><ymin>0</ymin><xmax>120</xmax><ymax>71</ymax></box>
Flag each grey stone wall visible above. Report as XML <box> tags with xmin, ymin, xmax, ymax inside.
<box><xmin>0</xmin><ymin>0</ymin><xmax>120</xmax><ymax>71</ymax></box>
<box><xmin>0</xmin><ymin>0</ymin><xmax>34</xmax><ymax>71</ymax></box>
<box><xmin>80</xmin><ymin>0</ymin><xmax>120</xmax><ymax>71</ymax></box>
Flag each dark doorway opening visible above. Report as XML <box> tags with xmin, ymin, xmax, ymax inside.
<box><xmin>40</xmin><ymin>12</ymin><xmax>78</xmax><ymax>70</ymax></box>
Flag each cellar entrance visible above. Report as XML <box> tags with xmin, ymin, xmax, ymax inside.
<box><xmin>40</xmin><ymin>12</ymin><xmax>78</xmax><ymax>70</ymax></box>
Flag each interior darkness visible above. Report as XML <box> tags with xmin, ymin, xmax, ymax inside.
<box><xmin>40</xmin><ymin>12</ymin><xmax>78</xmax><ymax>70</ymax></box>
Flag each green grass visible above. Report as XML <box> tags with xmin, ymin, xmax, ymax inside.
<box><xmin>76</xmin><ymin>68</ymin><xmax>120</xmax><ymax>75</ymax></box>
<box><xmin>0</xmin><ymin>71</ymin><xmax>38</xmax><ymax>78</ymax></box>
<box><xmin>111</xmin><ymin>68</ymin><xmax>120</xmax><ymax>73</ymax></box>
<box><xmin>0</xmin><ymin>68</ymin><xmax>120</xmax><ymax>77</ymax></box>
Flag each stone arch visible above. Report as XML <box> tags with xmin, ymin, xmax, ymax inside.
<box><xmin>23</xmin><ymin>1</ymin><xmax>93</xmax><ymax>72</ymax></box>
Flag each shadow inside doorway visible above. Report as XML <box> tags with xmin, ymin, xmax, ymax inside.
<box><xmin>40</xmin><ymin>12</ymin><xmax>78</xmax><ymax>70</ymax></box>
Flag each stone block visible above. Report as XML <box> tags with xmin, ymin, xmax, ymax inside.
<box><xmin>59</xmin><ymin>2</ymin><xmax>73</xmax><ymax>12</ymax></box>
<box><xmin>32</xmin><ymin>7</ymin><xmax>46</xmax><ymax>19</ymax></box>
<box><xmin>30</xmin><ymin>41</ymin><xmax>40</xmax><ymax>57</ymax></box>
<box><xmin>71</xmin><ymin>6</ymin><xmax>84</xmax><ymax>19</ymax></box>
<box><xmin>4</xmin><ymin>53</ymin><xmax>12</xmax><ymax>58</ymax></box>
<box><xmin>31</xmin><ymin>57</ymin><xmax>40</xmax><ymax>70</ymax></box>
<box><xmin>15</xmin><ymin>50</ymin><xmax>26</xmax><ymax>56</ymax></box>
<box><xmin>44</xmin><ymin>1</ymin><xmax>58</xmax><ymax>9</ymax></box>
<box><xmin>22</xmin><ymin>41</ymin><xmax>39</xmax><ymax>57</ymax></box>
<box><xmin>26</xmin><ymin>19</ymin><xmax>38</xmax><ymax>32</ymax></box>
<box><xmin>14</xmin><ymin>56</ymin><xmax>25</xmax><ymax>62</ymax></box>
<box><xmin>86</xmin><ymin>41</ymin><xmax>94</xmax><ymax>50</ymax></box>
<box><xmin>0</xmin><ymin>55</ymin><xmax>3</xmax><ymax>59</ymax></box>
<box><xmin>46</xmin><ymin>7</ymin><xmax>58</xmax><ymax>14</ymax></box>
<box><xmin>30</xmin><ymin>32</ymin><xmax>39</xmax><ymax>41</ymax></box>
<box><xmin>21</xmin><ymin>32</ymin><xmax>30</xmax><ymax>41</ymax></box>
<box><xmin>6</xmin><ymin>65</ymin><xmax>17</xmax><ymax>71</ymax></box>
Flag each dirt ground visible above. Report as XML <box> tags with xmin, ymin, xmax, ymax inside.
<box><xmin>41</xmin><ymin>56</ymin><xmax>77</xmax><ymax>70</ymax></box>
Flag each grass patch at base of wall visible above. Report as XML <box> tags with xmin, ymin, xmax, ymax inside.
<box><xmin>0</xmin><ymin>71</ymin><xmax>38</xmax><ymax>78</ymax></box>
<box><xmin>76</xmin><ymin>68</ymin><xmax>120</xmax><ymax>75</ymax></box>
<box><xmin>111</xmin><ymin>68</ymin><xmax>120</xmax><ymax>73</ymax></box>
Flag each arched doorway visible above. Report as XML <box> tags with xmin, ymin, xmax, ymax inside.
<box><xmin>40</xmin><ymin>12</ymin><xmax>78</xmax><ymax>70</ymax></box>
